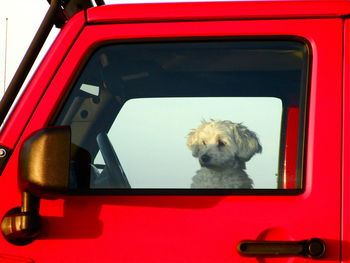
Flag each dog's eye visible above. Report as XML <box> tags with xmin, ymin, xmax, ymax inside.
<box><xmin>202</xmin><ymin>140</ymin><xmax>206</xmax><ymax>146</ymax></box>
<box><xmin>218</xmin><ymin>140</ymin><xmax>226</xmax><ymax>147</ymax></box>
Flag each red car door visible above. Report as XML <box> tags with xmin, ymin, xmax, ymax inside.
<box><xmin>0</xmin><ymin>8</ymin><xmax>343</xmax><ymax>263</ymax></box>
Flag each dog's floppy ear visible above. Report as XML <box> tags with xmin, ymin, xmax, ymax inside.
<box><xmin>187</xmin><ymin>130</ymin><xmax>200</xmax><ymax>157</ymax></box>
<box><xmin>231</xmin><ymin>123</ymin><xmax>262</xmax><ymax>161</ymax></box>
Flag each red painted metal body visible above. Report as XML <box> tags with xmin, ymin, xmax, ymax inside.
<box><xmin>0</xmin><ymin>1</ymin><xmax>348</xmax><ymax>262</ymax></box>
<box><xmin>283</xmin><ymin>107</ymin><xmax>299</xmax><ymax>189</ymax></box>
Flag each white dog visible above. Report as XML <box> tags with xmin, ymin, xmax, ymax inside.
<box><xmin>187</xmin><ymin>120</ymin><xmax>262</xmax><ymax>189</ymax></box>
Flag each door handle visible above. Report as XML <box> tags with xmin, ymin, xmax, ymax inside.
<box><xmin>237</xmin><ymin>238</ymin><xmax>326</xmax><ymax>259</ymax></box>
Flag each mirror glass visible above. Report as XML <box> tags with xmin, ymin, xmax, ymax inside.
<box><xmin>93</xmin><ymin>97</ymin><xmax>281</xmax><ymax>189</ymax></box>
<box><xmin>53</xmin><ymin>39</ymin><xmax>308</xmax><ymax>192</ymax></box>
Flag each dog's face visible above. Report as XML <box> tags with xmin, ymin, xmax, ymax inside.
<box><xmin>187</xmin><ymin>120</ymin><xmax>262</xmax><ymax>169</ymax></box>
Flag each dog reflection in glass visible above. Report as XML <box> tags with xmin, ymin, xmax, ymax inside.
<box><xmin>187</xmin><ymin>120</ymin><xmax>262</xmax><ymax>189</ymax></box>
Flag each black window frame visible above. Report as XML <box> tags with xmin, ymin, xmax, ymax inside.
<box><xmin>51</xmin><ymin>36</ymin><xmax>311</xmax><ymax>196</ymax></box>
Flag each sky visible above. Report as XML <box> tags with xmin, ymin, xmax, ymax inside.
<box><xmin>0</xmin><ymin>0</ymin><xmax>59</xmax><ymax>96</ymax></box>
<box><xmin>0</xmin><ymin>0</ymin><xmax>239</xmax><ymax>98</ymax></box>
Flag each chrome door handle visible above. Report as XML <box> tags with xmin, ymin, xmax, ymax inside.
<box><xmin>237</xmin><ymin>238</ymin><xmax>326</xmax><ymax>259</ymax></box>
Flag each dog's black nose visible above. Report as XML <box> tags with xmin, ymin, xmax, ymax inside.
<box><xmin>200</xmin><ymin>154</ymin><xmax>211</xmax><ymax>163</ymax></box>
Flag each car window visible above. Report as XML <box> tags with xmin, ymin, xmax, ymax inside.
<box><xmin>54</xmin><ymin>39</ymin><xmax>309</xmax><ymax>193</ymax></box>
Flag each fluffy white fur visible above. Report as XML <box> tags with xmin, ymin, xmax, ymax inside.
<box><xmin>187</xmin><ymin>120</ymin><xmax>262</xmax><ymax>189</ymax></box>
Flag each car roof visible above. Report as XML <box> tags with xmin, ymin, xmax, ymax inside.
<box><xmin>87</xmin><ymin>0</ymin><xmax>350</xmax><ymax>23</ymax></box>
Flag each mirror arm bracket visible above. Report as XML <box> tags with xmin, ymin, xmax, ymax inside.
<box><xmin>1</xmin><ymin>192</ymin><xmax>41</xmax><ymax>246</ymax></box>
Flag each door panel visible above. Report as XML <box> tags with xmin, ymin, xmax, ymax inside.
<box><xmin>0</xmin><ymin>19</ymin><xmax>342</xmax><ymax>262</ymax></box>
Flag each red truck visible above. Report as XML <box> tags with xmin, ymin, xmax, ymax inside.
<box><xmin>0</xmin><ymin>0</ymin><xmax>348</xmax><ymax>262</ymax></box>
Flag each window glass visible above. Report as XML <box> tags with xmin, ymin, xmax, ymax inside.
<box><xmin>54</xmin><ymin>40</ymin><xmax>309</xmax><ymax>192</ymax></box>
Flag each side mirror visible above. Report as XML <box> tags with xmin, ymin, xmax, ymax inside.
<box><xmin>1</xmin><ymin>126</ymin><xmax>71</xmax><ymax>245</ymax></box>
<box><xmin>19</xmin><ymin>126</ymin><xmax>71</xmax><ymax>197</ymax></box>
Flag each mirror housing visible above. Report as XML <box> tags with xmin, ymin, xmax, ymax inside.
<box><xmin>19</xmin><ymin>126</ymin><xmax>71</xmax><ymax>198</ymax></box>
<box><xmin>1</xmin><ymin>126</ymin><xmax>71</xmax><ymax>245</ymax></box>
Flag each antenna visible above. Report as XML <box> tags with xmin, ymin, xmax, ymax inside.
<box><xmin>3</xmin><ymin>18</ymin><xmax>8</xmax><ymax>94</ymax></box>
